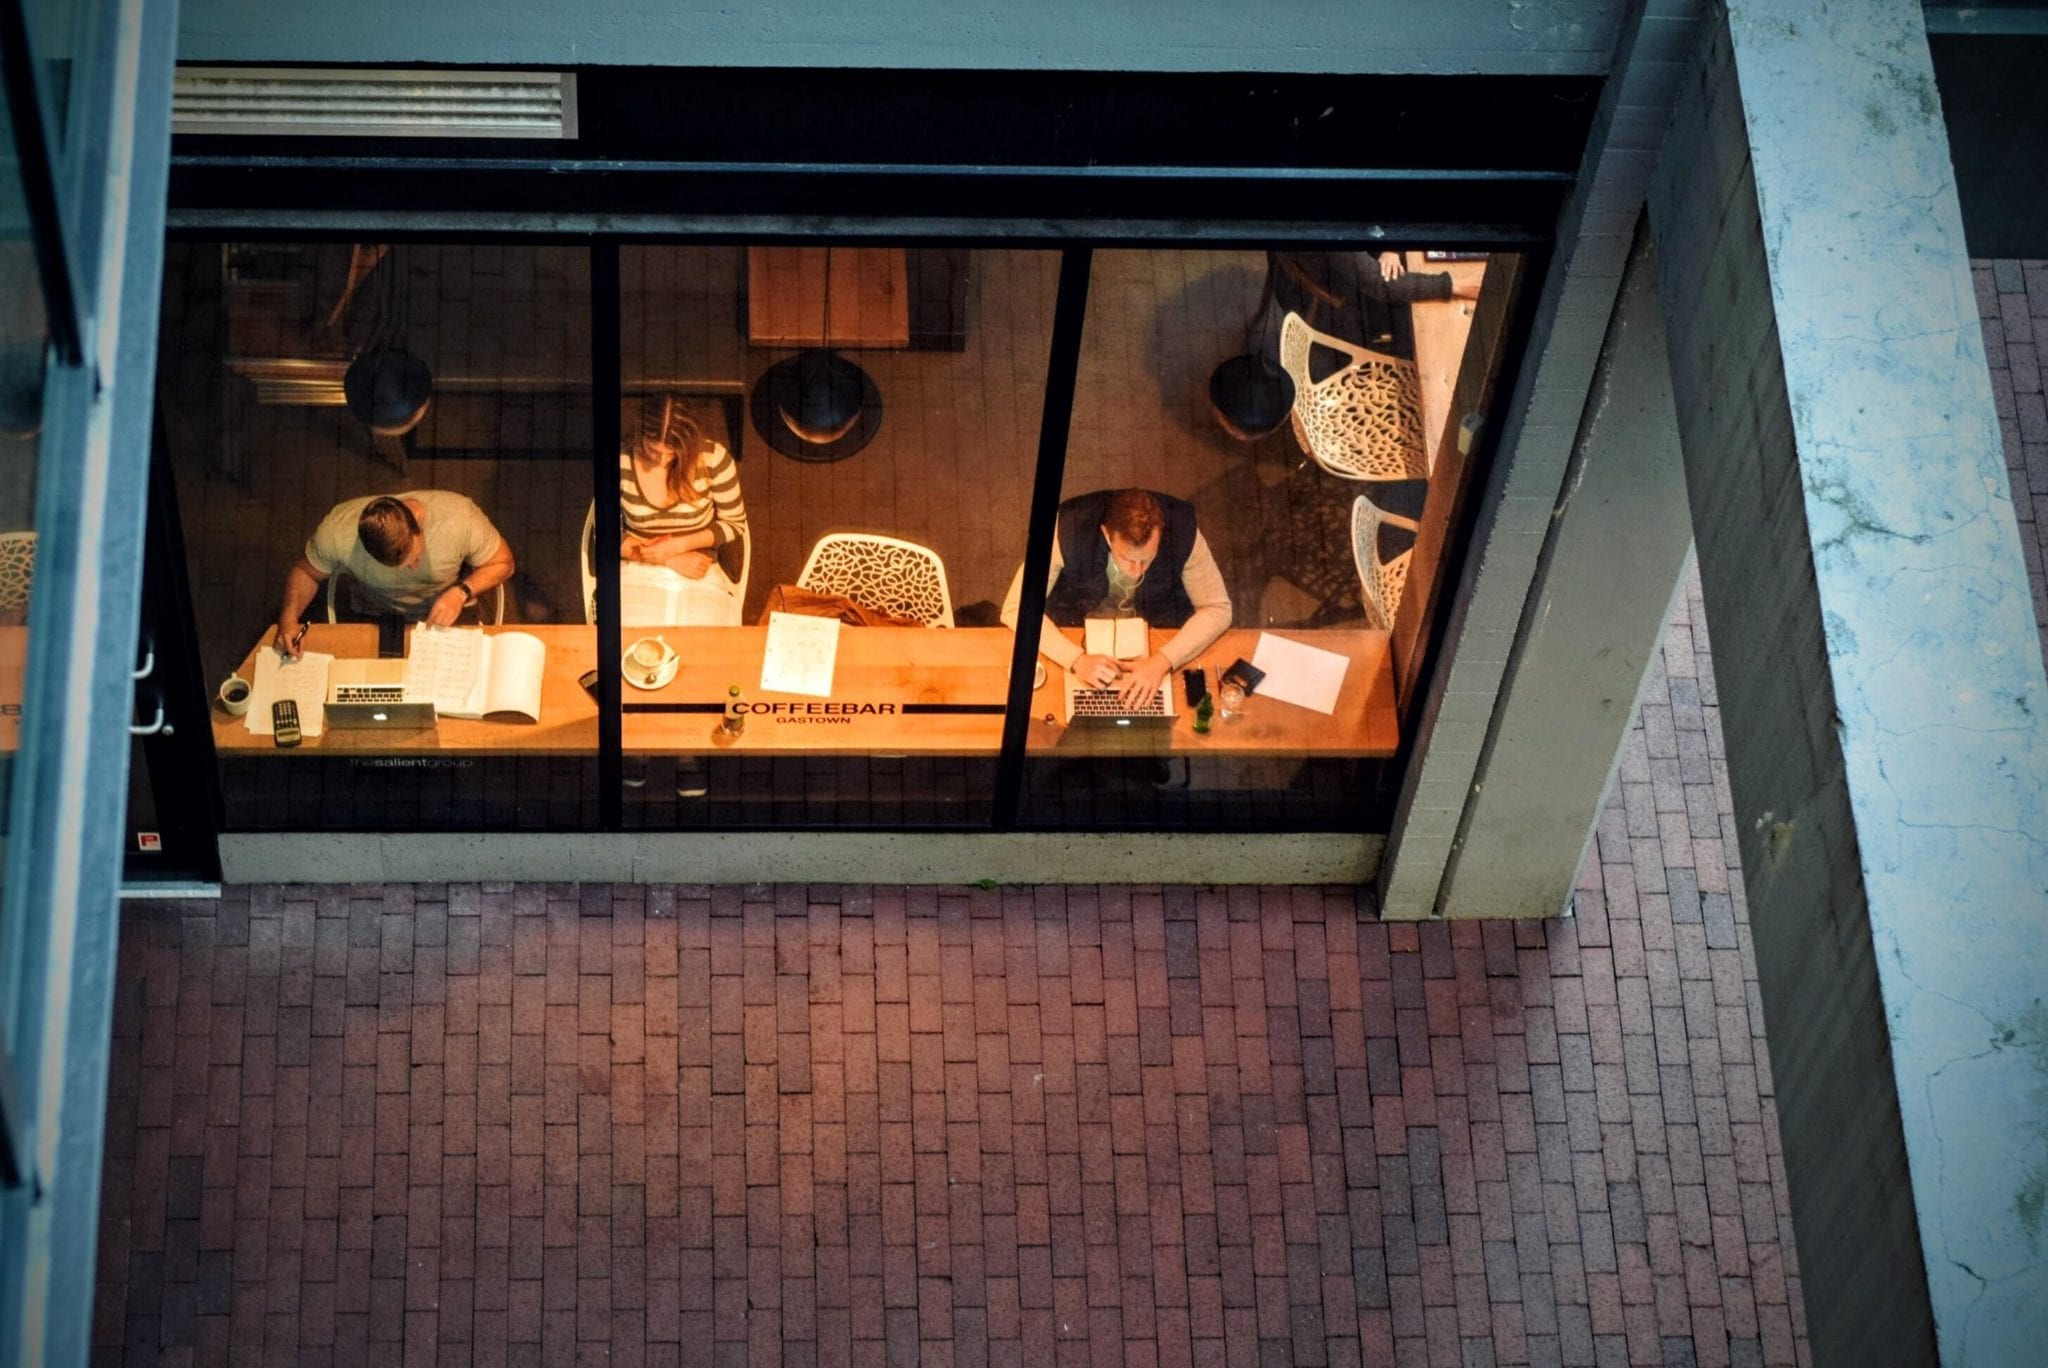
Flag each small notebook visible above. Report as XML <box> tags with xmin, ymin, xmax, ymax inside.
<box><xmin>406</xmin><ymin>625</ymin><xmax>547</xmax><ymax>721</ymax></box>
<box><xmin>1083</xmin><ymin>616</ymin><xmax>1147</xmax><ymax>661</ymax></box>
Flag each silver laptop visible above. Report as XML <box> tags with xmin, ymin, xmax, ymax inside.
<box><xmin>1061</xmin><ymin>670</ymin><xmax>1178</xmax><ymax>725</ymax></box>
<box><xmin>326</xmin><ymin>658</ymin><xmax>438</xmax><ymax>731</ymax></box>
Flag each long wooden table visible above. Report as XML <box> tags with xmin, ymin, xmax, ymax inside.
<box><xmin>0</xmin><ymin>627</ymin><xmax>23</xmax><ymax>752</ymax></box>
<box><xmin>213</xmin><ymin>623</ymin><xmax>1398</xmax><ymax>758</ymax></box>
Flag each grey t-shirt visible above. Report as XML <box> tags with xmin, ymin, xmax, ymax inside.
<box><xmin>305</xmin><ymin>490</ymin><xmax>504</xmax><ymax>617</ymax></box>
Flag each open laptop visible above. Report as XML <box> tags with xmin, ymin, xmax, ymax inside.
<box><xmin>326</xmin><ymin>658</ymin><xmax>438</xmax><ymax>731</ymax></box>
<box><xmin>1061</xmin><ymin>669</ymin><xmax>1178</xmax><ymax>726</ymax></box>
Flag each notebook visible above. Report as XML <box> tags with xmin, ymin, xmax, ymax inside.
<box><xmin>405</xmin><ymin>625</ymin><xmax>548</xmax><ymax>721</ymax></box>
<box><xmin>1083</xmin><ymin>616</ymin><xmax>1148</xmax><ymax>661</ymax></box>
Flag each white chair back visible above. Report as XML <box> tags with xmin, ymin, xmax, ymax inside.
<box><xmin>0</xmin><ymin>532</ymin><xmax>36</xmax><ymax>617</ymax></box>
<box><xmin>1350</xmin><ymin>494</ymin><xmax>1419</xmax><ymax>631</ymax></box>
<box><xmin>1280</xmin><ymin>312</ymin><xmax>1429</xmax><ymax>482</ymax></box>
<box><xmin>797</xmin><ymin>533</ymin><xmax>955</xmax><ymax>627</ymax></box>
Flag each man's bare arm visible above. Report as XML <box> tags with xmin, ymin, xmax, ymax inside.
<box><xmin>274</xmin><ymin>556</ymin><xmax>328</xmax><ymax>657</ymax></box>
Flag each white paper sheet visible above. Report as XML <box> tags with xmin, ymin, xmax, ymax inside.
<box><xmin>405</xmin><ymin>624</ymin><xmax>485</xmax><ymax>715</ymax></box>
<box><xmin>759</xmin><ymin>611</ymin><xmax>841</xmax><ymax>698</ymax></box>
<box><xmin>246</xmin><ymin>648</ymin><xmax>334</xmax><ymax>737</ymax></box>
<box><xmin>1248</xmin><ymin>632</ymin><xmax>1351</xmax><ymax>715</ymax></box>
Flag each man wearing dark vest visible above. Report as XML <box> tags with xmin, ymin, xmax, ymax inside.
<box><xmin>1001</xmin><ymin>488</ymin><xmax>1232</xmax><ymax>708</ymax></box>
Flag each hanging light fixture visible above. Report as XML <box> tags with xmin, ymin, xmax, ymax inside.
<box><xmin>751</xmin><ymin>244</ymin><xmax>882</xmax><ymax>462</ymax></box>
<box><xmin>339</xmin><ymin>243</ymin><xmax>434</xmax><ymax>440</ymax></box>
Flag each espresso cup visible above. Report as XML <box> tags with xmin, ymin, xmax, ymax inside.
<box><xmin>629</xmin><ymin>638</ymin><xmax>669</xmax><ymax>670</ymax></box>
<box><xmin>218</xmin><ymin>673</ymin><xmax>253</xmax><ymax>716</ymax></box>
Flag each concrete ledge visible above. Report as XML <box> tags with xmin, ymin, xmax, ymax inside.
<box><xmin>220</xmin><ymin>831</ymin><xmax>1383</xmax><ymax>886</ymax></box>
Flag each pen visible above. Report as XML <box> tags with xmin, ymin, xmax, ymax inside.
<box><xmin>282</xmin><ymin>623</ymin><xmax>308</xmax><ymax>657</ymax></box>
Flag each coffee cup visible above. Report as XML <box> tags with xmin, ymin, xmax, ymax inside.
<box><xmin>629</xmin><ymin>638</ymin><xmax>670</xmax><ymax>670</ymax></box>
<box><xmin>218</xmin><ymin>673</ymin><xmax>252</xmax><ymax>716</ymax></box>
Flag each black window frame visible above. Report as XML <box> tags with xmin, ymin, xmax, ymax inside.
<box><xmin>157</xmin><ymin>66</ymin><xmax>1587</xmax><ymax>838</ymax></box>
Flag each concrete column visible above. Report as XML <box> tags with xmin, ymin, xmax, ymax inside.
<box><xmin>1649</xmin><ymin>2</ymin><xmax>2048</xmax><ymax>1363</ymax></box>
<box><xmin>1377</xmin><ymin>0</ymin><xmax>1708</xmax><ymax>919</ymax></box>
<box><xmin>1435</xmin><ymin>222</ymin><xmax>1695</xmax><ymax>919</ymax></box>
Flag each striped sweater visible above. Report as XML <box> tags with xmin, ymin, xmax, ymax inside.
<box><xmin>618</xmin><ymin>443</ymin><xmax>746</xmax><ymax>547</ymax></box>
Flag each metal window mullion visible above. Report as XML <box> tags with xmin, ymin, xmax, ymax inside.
<box><xmin>992</xmin><ymin>247</ymin><xmax>1092</xmax><ymax>828</ymax></box>
<box><xmin>0</xmin><ymin>0</ymin><xmax>86</xmax><ymax>362</ymax></box>
<box><xmin>592</xmin><ymin>242</ymin><xmax>623</xmax><ymax>829</ymax></box>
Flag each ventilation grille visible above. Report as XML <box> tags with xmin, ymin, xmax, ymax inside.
<box><xmin>173</xmin><ymin>67</ymin><xmax>576</xmax><ymax>139</ymax></box>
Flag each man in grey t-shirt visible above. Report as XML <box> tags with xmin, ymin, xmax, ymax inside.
<box><xmin>273</xmin><ymin>491</ymin><xmax>516</xmax><ymax>657</ymax></box>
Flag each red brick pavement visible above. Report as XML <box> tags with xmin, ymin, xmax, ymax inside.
<box><xmin>93</xmin><ymin>858</ymin><xmax>1807</xmax><ymax>1367</ymax></box>
<box><xmin>94</xmin><ymin>530</ymin><xmax>1819</xmax><ymax>1368</ymax></box>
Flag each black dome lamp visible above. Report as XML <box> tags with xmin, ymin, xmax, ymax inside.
<box><xmin>338</xmin><ymin>243</ymin><xmax>433</xmax><ymax>444</ymax></box>
<box><xmin>751</xmin><ymin>245</ymin><xmax>883</xmax><ymax>462</ymax></box>
<box><xmin>343</xmin><ymin>346</ymin><xmax>434</xmax><ymax>437</ymax></box>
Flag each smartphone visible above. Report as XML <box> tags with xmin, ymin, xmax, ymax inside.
<box><xmin>1183</xmin><ymin>668</ymin><xmax>1208</xmax><ymax>707</ymax></box>
<box><xmin>272</xmin><ymin>699</ymin><xmax>302</xmax><ymax>748</ymax></box>
<box><xmin>579</xmin><ymin>668</ymin><xmax>601</xmax><ymax>702</ymax></box>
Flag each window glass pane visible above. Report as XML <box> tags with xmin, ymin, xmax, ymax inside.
<box><xmin>21</xmin><ymin>0</ymin><xmax>83</xmax><ymax>151</ymax></box>
<box><xmin>615</xmin><ymin>244</ymin><xmax>1054</xmax><ymax>828</ymax></box>
<box><xmin>162</xmin><ymin>242</ymin><xmax>597</xmax><ymax>829</ymax></box>
<box><xmin>1015</xmin><ymin>247</ymin><xmax>1509</xmax><ymax>830</ymax></box>
<box><xmin>0</xmin><ymin>76</ymin><xmax>50</xmax><ymax>987</ymax></box>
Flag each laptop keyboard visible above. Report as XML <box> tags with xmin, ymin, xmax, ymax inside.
<box><xmin>1070</xmin><ymin>685</ymin><xmax>1171</xmax><ymax>719</ymax></box>
<box><xmin>334</xmin><ymin>685</ymin><xmax>406</xmax><ymax>704</ymax></box>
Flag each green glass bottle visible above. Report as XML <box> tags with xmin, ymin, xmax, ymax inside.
<box><xmin>1193</xmin><ymin>693</ymin><xmax>1214</xmax><ymax>734</ymax></box>
<box><xmin>722</xmin><ymin>684</ymin><xmax>745</xmax><ymax>736</ymax></box>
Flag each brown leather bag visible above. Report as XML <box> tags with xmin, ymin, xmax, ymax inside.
<box><xmin>754</xmin><ymin>583</ymin><xmax>922</xmax><ymax>629</ymax></box>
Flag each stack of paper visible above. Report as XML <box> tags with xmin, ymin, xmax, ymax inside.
<box><xmin>1248</xmin><ymin>632</ymin><xmax>1351</xmax><ymax>714</ymax></box>
<box><xmin>246</xmin><ymin>649</ymin><xmax>333</xmax><ymax>737</ymax></box>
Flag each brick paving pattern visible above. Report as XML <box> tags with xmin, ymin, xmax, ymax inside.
<box><xmin>105</xmin><ymin>247</ymin><xmax>2048</xmax><ymax>1368</ymax></box>
<box><xmin>92</xmin><ymin>570</ymin><xmax>1813</xmax><ymax>1368</ymax></box>
<box><xmin>1975</xmin><ymin>258</ymin><xmax>2048</xmax><ymax>667</ymax></box>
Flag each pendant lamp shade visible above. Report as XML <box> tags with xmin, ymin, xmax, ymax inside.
<box><xmin>343</xmin><ymin>346</ymin><xmax>434</xmax><ymax>437</ymax></box>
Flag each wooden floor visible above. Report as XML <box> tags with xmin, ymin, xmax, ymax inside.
<box><xmin>161</xmin><ymin>245</ymin><xmax>1395</xmax><ymax>699</ymax></box>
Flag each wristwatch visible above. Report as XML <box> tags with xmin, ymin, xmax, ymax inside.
<box><xmin>456</xmin><ymin>581</ymin><xmax>476</xmax><ymax>605</ymax></box>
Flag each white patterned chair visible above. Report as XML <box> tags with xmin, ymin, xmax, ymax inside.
<box><xmin>0</xmin><ymin>532</ymin><xmax>35</xmax><ymax>618</ymax></box>
<box><xmin>1279</xmin><ymin>311</ymin><xmax>1429</xmax><ymax>482</ymax></box>
<box><xmin>1351</xmin><ymin>494</ymin><xmax>1420</xmax><ymax>631</ymax></box>
<box><xmin>797</xmin><ymin>533</ymin><xmax>954</xmax><ymax>627</ymax></box>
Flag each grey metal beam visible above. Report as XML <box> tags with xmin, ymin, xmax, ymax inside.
<box><xmin>0</xmin><ymin>0</ymin><xmax>179</xmax><ymax>1360</ymax></box>
<box><xmin>1649</xmin><ymin>1</ymin><xmax>2048</xmax><ymax>1362</ymax></box>
<box><xmin>1436</xmin><ymin>219</ymin><xmax>1695</xmax><ymax>919</ymax></box>
<box><xmin>1378</xmin><ymin>0</ymin><xmax>1707</xmax><ymax>919</ymax></box>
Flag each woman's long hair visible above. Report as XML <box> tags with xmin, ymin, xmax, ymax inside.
<box><xmin>631</xmin><ymin>394</ymin><xmax>713</xmax><ymax>506</ymax></box>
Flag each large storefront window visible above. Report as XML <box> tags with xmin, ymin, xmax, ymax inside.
<box><xmin>614</xmin><ymin>245</ymin><xmax>1055</xmax><ymax>828</ymax></box>
<box><xmin>153</xmin><ymin>234</ymin><xmax>1518</xmax><ymax>836</ymax></box>
<box><xmin>165</xmin><ymin>241</ymin><xmax>597</xmax><ymax>829</ymax></box>
<box><xmin>1016</xmin><ymin>248</ymin><xmax>1495</xmax><ymax>829</ymax></box>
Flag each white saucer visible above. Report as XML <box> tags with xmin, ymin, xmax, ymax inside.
<box><xmin>1034</xmin><ymin>662</ymin><xmax>1047</xmax><ymax>689</ymax></box>
<box><xmin>622</xmin><ymin>645</ymin><xmax>679</xmax><ymax>691</ymax></box>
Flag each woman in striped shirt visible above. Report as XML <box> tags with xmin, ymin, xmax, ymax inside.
<box><xmin>619</xmin><ymin>394</ymin><xmax>748</xmax><ymax>584</ymax></box>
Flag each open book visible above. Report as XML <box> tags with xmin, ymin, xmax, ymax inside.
<box><xmin>405</xmin><ymin>625</ymin><xmax>547</xmax><ymax>721</ymax></box>
<box><xmin>1083</xmin><ymin>616</ymin><xmax>1148</xmax><ymax>661</ymax></box>
<box><xmin>620</xmin><ymin>560</ymin><xmax>742</xmax><ymax>627</ymax></box>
